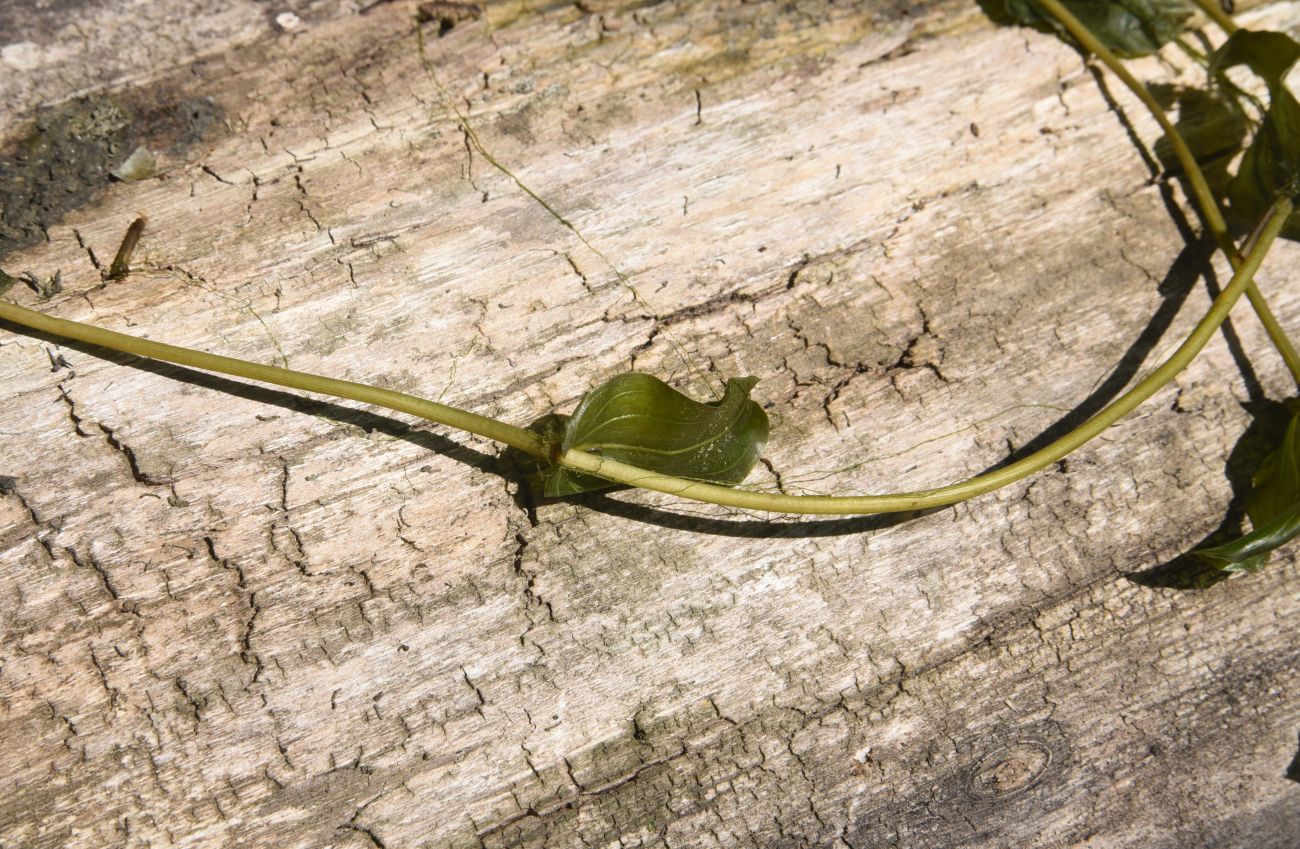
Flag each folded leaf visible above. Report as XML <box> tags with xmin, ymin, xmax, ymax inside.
<box><xmin>1207</xmin><ymin>30</ymin><xmax>1300</xmax><ymax>92</ymax></box>
<box><xmin>1209</xmin><ymin>30</ymin><xmax>1300</xmax><ymax>238</ymax></box>
<box><xmin>987</xmin><ymin>0</ymin><xmax>1191</xmax><ymax>58</ymax></box>
<box><xmin>1197</xmin><ymin>406</ymin><xmax>1300</xmax><ymax>572</ymax></box>
<box><xmin>535</xmin><ymin>373</ymin><xmax>770</xmax><ymax>497</ymax></box>
<box><xmin>1194</xmin><ymin>501</ymin><xmax>1300</xmax><ymax>573</ymax></box>
<box><xmin>1244</xmin><ymin>406</ymin><xmax>1300</xmax><ymax>526</ymax></box>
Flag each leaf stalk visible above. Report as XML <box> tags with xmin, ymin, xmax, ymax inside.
<box><xmin>1036</xmin><ymin>0</ymin><xmax>1300</xmax><ymax>387</ymax></box>
<box><xmin>0</xmin><ymin>301</ymin><xmax>548</xmax><ymax>459</ymax></box>
<box><xmin>0</xmin><ymin>198</ymin><xmax>1290</xmax><ymax>516</ymax></box>
<box><xmin>1189</xmin><ymin>0</ymin><xmax>1238</xmax><ymax>34</ymax></box>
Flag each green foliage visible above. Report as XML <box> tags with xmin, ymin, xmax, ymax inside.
<box><xmin>1208</xmin><ymin>29</ymin><xmax>1300</xmax><ymax>90</ymax></box>
<box><xmin>1150</xmin><ymin>83</ymin><xmax>1248</xmax><ymax>184</ymax></box>
<box><xmin>1209</xmin><ymin>30</ymin><xmax>1300</xmax><ymax>238</ymax></box>
<box><xmin>530</xmin><ymin>373</ymin><xmax>769</xmax><ymax>497</ymax></box>
<box><xmin>985</xmin><ymin>0</ymin><xmax>1191</xmax><ymax>57</ymax></box>
<box><xmin>1197</xmin><ymin>406</ymin><xmax>1300</xmax><ymax>572</ymax></box>
<box><xmin>0</xmin><ymin>0</ymin><xmax>1294</xmax><ymax>576</ymax></box>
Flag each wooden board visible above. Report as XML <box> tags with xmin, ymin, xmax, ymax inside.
<box><xmin>2</xmin><ymin>1</ymin><xmax>1299</xmax><ymax>846</ymax></box>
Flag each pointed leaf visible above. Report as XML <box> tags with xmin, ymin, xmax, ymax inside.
<box><xmin>538</xmin><ymin>373</ymin><xmax>769</xmax><ymax>497</ymax></box>
<box><xmin>1195</xmin><ymin>501</ymin><xmax>1300</xmax><ymax>573</ymax></box>
<box><xmin>1197</xmin><ymin>407</ymin><xmax>1300</xmax><ymax>572</ymax></box>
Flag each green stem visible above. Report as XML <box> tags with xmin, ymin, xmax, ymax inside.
<box><xmin>1173</xmin><ymin>36</ymin><xmax>1208</xmax><ymax>65</ymax></box>
<box><xmin>1</xmin><ymin>198</ymin><xmax>1290</xmax><ymax>516</ymax></box>
<box><xmin>1037</xmin><ymin>0</ymin><xmax>1300</xmax><ymax>388</ymax></box>
<box><xmin>0</xmin><ymin>301</ymin><xmax>547</xmax><ymax>459</ymax></box>
<box><xmin>1189</xmin><ymin>0</ymin><xmax>1238</xmax><ymax>34</ymax></box>
<box><xmin>561</xmin><ymin>197</ymin><xmax>1291</xmax><ymax>512</ymax></box>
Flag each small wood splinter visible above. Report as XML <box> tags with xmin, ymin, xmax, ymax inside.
<box><xmin>106</xmin><ymin>215</ymin><xmax>148</xmax><ymax>282</ymax></box>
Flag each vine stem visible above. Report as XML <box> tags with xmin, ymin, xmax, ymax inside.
<box><xmin>0</xmin><ymin>303</ymin><xmax>548</xmax><ymax>459</ymax></box>
<box><xmin>1036</xmin><ymin>0</ymin><xmax>1300</xmax><ymax>388</ymax></box>
<box><xmin>1189</xmin><ymin>0</ymin><xmax>1238</xmax><ymax>34</ymax></box>
<box><xmin>0</xmin><ymin>197</ymin><xmax>1290</xmax><ymax>516</ymax></box>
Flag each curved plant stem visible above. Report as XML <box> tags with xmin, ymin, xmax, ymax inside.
<box><xmin>0</xmin><ymin>302</ymin><xmax>547</xmax><ymax>459</ymax></box>
<box><xmin>1036</xmin><ymin>0</ymin><xmax>1300</xmax><ymax>387</ymax></box>
<box><xmin>0</xmin><ymin>198</ymin><xmax>1290</xmax><ymax>515</ymax></box>
<box><xmin>1189</xmin><ymin>0</ymin><xmax>1238</xmax><ymax>34</ymax></box>
<box><xmin>561</xmin><ymin>197</ymin><xmax>1291</xmax><ymax>512</ymax></box>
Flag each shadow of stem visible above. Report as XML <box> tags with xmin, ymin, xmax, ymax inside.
<box><xmin>1128</xmin><ymin>398</ymin><xmax>1292</xmax><ymax>588</ymax></box>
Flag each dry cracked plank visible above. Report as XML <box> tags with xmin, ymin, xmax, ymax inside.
<box><xmin>1</xmin><ymin>0</ymin><xmax>1299</xmax><ymax>847</ymax></box>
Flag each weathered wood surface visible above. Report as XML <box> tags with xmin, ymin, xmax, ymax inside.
<box><xmin>2</xmin><ymin>0</ymin><xmax>1300</xmax><ymax>846</ymax></box>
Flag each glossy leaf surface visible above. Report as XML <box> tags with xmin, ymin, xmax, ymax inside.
<box><xmin>986</xmin><ymin>0</ymin><xmax>1191</xmax><ymax>58</ymax></box>
<box><xmin>535</xmin><ymin>373</ymin><xmax>769</xmax><ymax>497</ymax></box>
<box><xmin>1197</xmin><ymin>407</ymin><xmax>1300</xmax><ymax>572</ymax></box>
<box><xmin>1210</xmin><ymin>30</ymin><xmax>1300</xmax><ymax>238</ymax></box>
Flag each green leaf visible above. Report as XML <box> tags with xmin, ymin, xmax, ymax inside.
<box><xmin>1194</xmin><ymin>502</ymin><xmax>1300</xmax><ymax>573</ymax></box>
<box><xmin>533</xmin><ymin>373</ymin><xmax>770</xmax><ymax>497</ymax></box>
<box><xmin>984</xmin><ymin>0</ymin><xmax>1191</xmax><ymax>58</ymax></box>
<box><xmin>1197</xmin><ymin>407</ymin><xmax>1300</xmax><ymax>572</ymax></box>
<box><xmin>1149</xmin><ymin>84</ymin><xmax>1248</xmax><ymax>183</ymax></box>
<box><xmin>1207</xmin><ymin>30</ymin><xmax>1300</xmax><ymax>92</ymax></box>
<box><xmin>1244</xmin><ymin>405</ymin><xmax>1300</xmax><ymax>525</ymax></box>
<box><xmin>1209</xmin><ymin>30</ymin><xmax>1300</xmax><ymax>238</ymax></box>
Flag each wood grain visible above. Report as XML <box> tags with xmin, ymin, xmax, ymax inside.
<box><xmin>2</xmin><ymin>1</ymin><xmax>1299</xmax><ymax>846</ymax></box>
